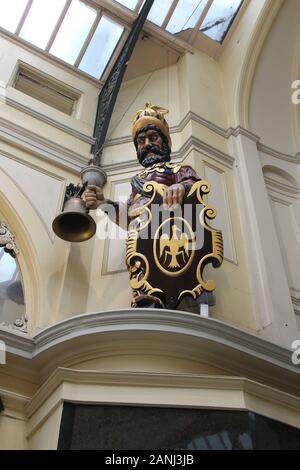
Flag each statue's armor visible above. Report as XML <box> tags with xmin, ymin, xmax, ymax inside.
<box><xmin>128</xmin><ymin>162</ymin><xmax>199</xmax><ymax>221</ymax></box>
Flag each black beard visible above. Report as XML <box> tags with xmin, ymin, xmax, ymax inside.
<box><xmin>137</xmin><ymin>144</ymin><xmax>171</xmax><ymax>168</ymax></box>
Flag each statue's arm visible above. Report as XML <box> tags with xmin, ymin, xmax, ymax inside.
<box><xmin>175</xmin><ymin>166</ymin><xmax>200</xmax><ymax>193</ymax></box>
<box><xmin>84</xmin><ymin>185</ymin><xmax>129</xmax><ymax>230</ymax></box>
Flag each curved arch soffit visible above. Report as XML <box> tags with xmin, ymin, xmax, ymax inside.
<box><xmin>0</xmin><ymin>168</ymin><xmax>43</xmax><ymax>331</ymax></box>
<box><xmin>262</xmin><ymin>165</ymin><xmax>299</xmax><ymax>190</ymax></box>
<box><xmin>235</xmin><ymin>0</ymin><xmax>284</xmax><ymax>128</ymax></box>
<box><xmin>291</xmin><ymin>22</ymin><xmax>300</xmax><ymax>152</ymax></box>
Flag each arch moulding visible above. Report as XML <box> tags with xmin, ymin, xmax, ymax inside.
<box><xmin>235</xmin><ymin>0</ymin><xmax>284</xmax><ymax>128</ymax></box>
<box><xmin>0</xmin><ymin>168</ymin><xmax>42</xmax><ymax>333</ymax></box>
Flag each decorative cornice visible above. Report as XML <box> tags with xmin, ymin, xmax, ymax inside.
<box><xmin>105</xmin><ymin>112</ymin><xmax>299</xmax><ymax>166</ymax></box>
<box><xmin>5</xmin><ymin>96</ymin><xmax>95</xmax><ymax>145</ymax></box>
<box><xmin>177</xmin><ymin>135</ymin><xmax>234</xmax><ymax>168</ymax></box>
<box><xmin>264</xmin><ymin>176</ymin><xmax>299</xmax><ymax>199</ymax></box>
<box><xmin>230</xmin><ymin>125</ymin><xmax>261</xmax><ymax>142</ymax></box>
<box><xmin>0</xmin><ymin>314</ymin><xmax>28</xmax><ymax>334</ymax></box>
<box><xmin>0</xmin><ymin>116</ymin><xmax>89</xmax><ymax>172</ymax></box>
<box><xmin>0</xmin><ymin>324</ymin><xmax>35</xmax><ymax>355</ymax></box>
<box><xmin>1</xmin><ymin>310</ymin><xmax>299</xmax><ymax>386</ymax></box>
<box><xmin>172</xmin><ymin>111</ymin><xmax>229</xmax><ymax>138</ymax></box>
<box><xmin>258</xmin><ymin>142</ymin><xmax>300</xmax><ymax>164</ymax></box>
<box><xmin>1</xmin><ymin>106</ymin><xmax>299</xmax><ymax>174</ymax></box>
<box><xmin>25</xmin><ymin>366</ymin><xmax>300</xmax><ymax>422</ymax></box>
<box><xmin>104</xmin><ymin>111</ymin><xmax>231</xmax><ymax>147</ymax></box>
<box><xmin>102</xmin><ymin>135</ymin><xmax>234</xmax><ymax>175</ymax></box>
<box><xmin>0</xmin><ymin>388</ymin><xmax>30</xmax><ymax>415</ymax></box>
<box><xmin>31</xmin><ymin>311</ymin><xmax>298</xmax><ymax>366</ymax></box>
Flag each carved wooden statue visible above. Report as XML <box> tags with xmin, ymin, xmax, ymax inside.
<box><xmin>85</xmin><ymin>103</ymin><xmax>223</xmax><ymax>309</ymax></box>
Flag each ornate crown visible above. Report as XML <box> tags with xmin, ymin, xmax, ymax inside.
<box><xmin>132</xmin><ymin>103</ymin><xmax>171</xmax><ymax>148</ymax></box>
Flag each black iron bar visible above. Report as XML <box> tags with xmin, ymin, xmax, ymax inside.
<box><xmin>91</xmin><ymin>0</ymin><xmax>154</xmax><ymax>165</ymax></box>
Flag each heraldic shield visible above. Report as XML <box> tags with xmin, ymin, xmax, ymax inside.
<box><xmin>126</xmin><ymin>180</ymin><xmax>224</xmax><ymax>309</ymax></box>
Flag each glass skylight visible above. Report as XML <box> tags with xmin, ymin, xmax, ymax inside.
<box><xmin>200</xmin><ymin>0</ymin><xmax>243</xmax><ymax>43</ymax></box>
<box><xmin>0</xmin><ymin>0</ymin><xmax>245</xmax><ymax>81</ymax></box>
<box><xmin>19</xmin><ymin>0</ymin><xmax>67</xmax><ymax>49</ymax></box>
<box><xmin>147</xmin><ymin>0</ymin><xmax>173</xmax><ymax>26</ymax></box>
<box><xmin>50</xmin><ymin>0</ymin><xmax>97</xmax><ymax>64</ymax></box>
<box><xmin>116</xmin><ymin>0</ymin><xmax>139</xmax><ymax>9</ymax></box>
<box><xmin>0</xmin><ymin>0</ymin><xmax>29</xmax><ymax>33</ymax></box>
<box><xmin>166</xmin><ymin>0</ymin><xmax>207</xmax><ymax>34</ymax></box>
<box><xmin>79</xmin><ymin>16</ymin><xmax>124</xmax><ymax>79</ymax></box>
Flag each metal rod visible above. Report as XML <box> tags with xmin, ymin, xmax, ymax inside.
<box><xmin>91</xmin><ymin>0</ymin><xmax>154</xmax><ymax>165</ymax></box>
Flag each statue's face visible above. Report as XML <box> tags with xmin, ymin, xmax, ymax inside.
<box><xmin>136</xmin><ymin>128</ymin><xmax>170</xmax><ymax>167</ymax></box>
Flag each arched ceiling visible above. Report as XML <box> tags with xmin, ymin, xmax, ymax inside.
<box><xmin>249</xmin><ymin>0</ymin><xmax>300</xmax><ymax>155</ymax></box>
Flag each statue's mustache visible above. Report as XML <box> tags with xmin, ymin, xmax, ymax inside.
<box><xmin>138</xmin><ymin>145</ymin><xmax>166</xmax><ymax>161</ymax></box>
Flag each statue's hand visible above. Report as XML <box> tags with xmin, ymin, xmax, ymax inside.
<box><xmin>84</xmin><ymin>185</ymin><xmax>104</xmax><ymax>210</ymax></box>
<box><xmin>163</xmin><ymin>183</ymin><xmax>185</xmax><ymax>208</ymax></box>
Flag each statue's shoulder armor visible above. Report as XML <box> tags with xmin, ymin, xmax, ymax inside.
<box><xmin>165</xmin><ymin>162</ymin><xmax>182</xmax><ymax>173</ymax></box>
<box><xmin>138</xmin><ymin>162</ymin><xmax>182</xmax><ymax>178</ymax></box>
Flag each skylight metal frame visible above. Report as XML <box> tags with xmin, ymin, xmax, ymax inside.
<box><xmin>45</xmin><ymin>0</ymin><xmax>72</xmax><ymax>52</ymax></box>
<box><xmin>161</xmin><ymin>0</ymin><xmax>179</xmax><ymax>29</ymax></box>
<box><xmin>15</xmin><ymin>0</ymin><xmax>34</xmax><ymax>35</ymax></box>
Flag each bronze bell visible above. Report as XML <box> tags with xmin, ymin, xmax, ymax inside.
<box><xmin>52</xmin><ymin>196</ymin><xmax>96</xmax><ymax>242</ymax></box>
<box><xmin>52</xmin><ymin>165</ymin><xmax>107</xmax><ymax>243</ymax></box>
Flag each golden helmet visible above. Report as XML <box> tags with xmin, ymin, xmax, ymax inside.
<box><xmin>132</xmin><ymin>103</ymin><xmax>172</xmax><ymax>148</ymax></box>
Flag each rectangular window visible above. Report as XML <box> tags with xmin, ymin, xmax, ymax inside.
<box><xmin>13</xmin><ymin>63</ymin><xmax>80</xmax><ymax>115</ymax></box>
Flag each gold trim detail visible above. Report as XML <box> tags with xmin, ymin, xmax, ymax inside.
<box><xmin>153</xmin><ymin>217</ymin><xmax>195</xmax><ymax>277</ymax></box>
<box><xmin>178</xmin><ymin>180</ymin><xmax>223</xmax><ymax>302</ymax></box>
<box><xmin>138</xmin><ymin>162</ymin><xmax>181</xmax><ymax>179</ymax></box>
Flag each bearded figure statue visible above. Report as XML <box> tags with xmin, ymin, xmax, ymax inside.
<box><xmin>85</xmin><ymin>103</ymin><xmax>222</xmax><ymax>309</ymax></box>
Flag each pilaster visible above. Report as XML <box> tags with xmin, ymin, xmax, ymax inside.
<box><xmin>229</xmin><ymin>131</ymin><xmax>298</xmax><ymax>347</ymax></box>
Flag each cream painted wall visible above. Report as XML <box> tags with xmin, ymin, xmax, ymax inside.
<box><xmin>108</xmin><ymin>63</ymin><xmax>181</xmax><ymax>141</ymax></box>
<box><xmin>27</xmin><ymin>404</ymin><xmax>63</xmax><ymax>450</ymax></box>
<box><xmin>0</xmin><ymin>35</ymin><xmax>99</xmax><ymax>158</ymax></box>
<box><xmin>0</xmin><ymin>36</ymin><xmax>99</xmax><ymax>127</ymax></box>
<box><xmin>184</xmin><ymin>50</ymin><xmax>228</xmax><ymax>130</ymax></box>
<box><xmin>184</xmin><ymin>151</ymin><xmax>257</xmax><ymax>332</ymax></box>
<box><xmin>0</xmin><ymin>414</ymin><xmax>28</xmax><ymax>450</ymax></box>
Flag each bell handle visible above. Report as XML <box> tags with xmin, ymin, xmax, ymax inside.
<box><xmin>75</xmin><ymin>181</ymin><xmax>88</xmax><ymax>198</ymax></box>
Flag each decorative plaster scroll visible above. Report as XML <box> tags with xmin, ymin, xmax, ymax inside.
<box><xmin>0</xmin><ymin>221</ymin><xmax>19</xmax><ymax>257</ymax></box>
<box><xmin>0</xmin><ymin>314</ymin><xmax>28</xmax><ymax>334</ymax></box>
